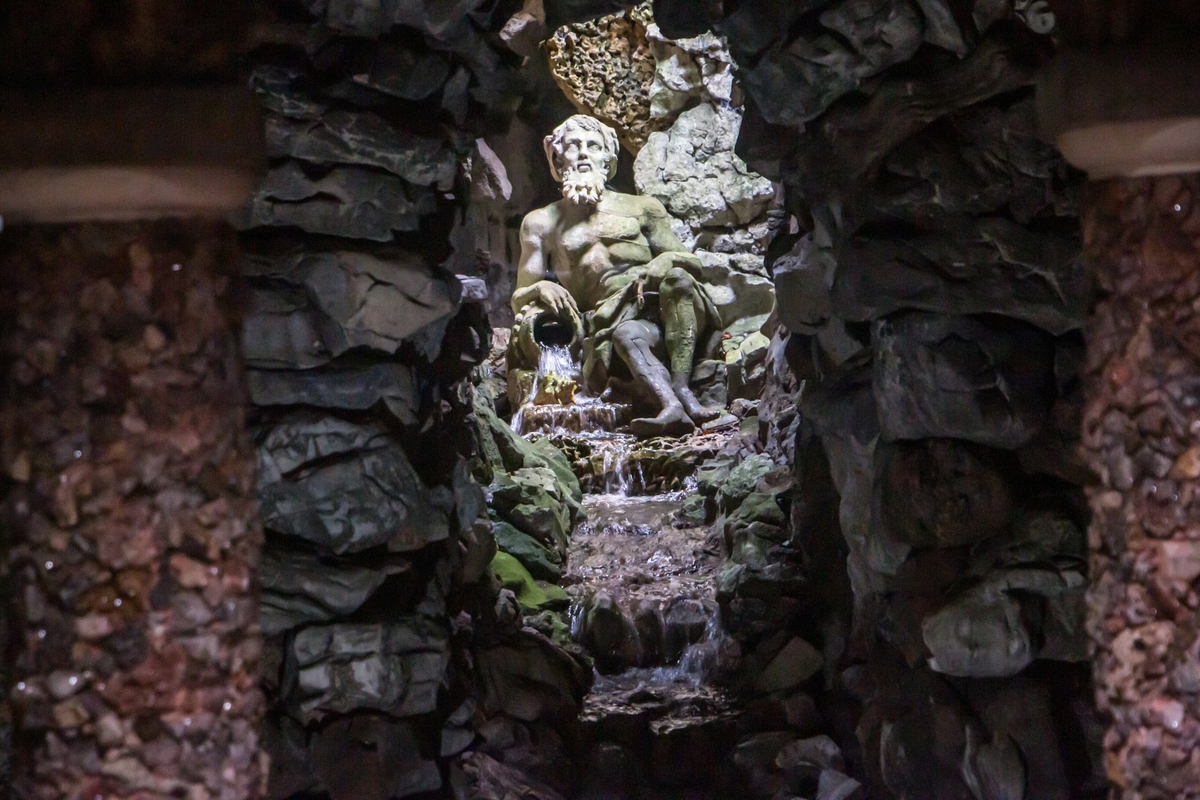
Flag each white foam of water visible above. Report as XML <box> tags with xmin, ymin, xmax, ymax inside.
<box><xmin>512</xmin><ymin>344</ymin><xmax>577</xmax><ymax>434</ymax></box>
<box><xmin>587</xmin><ymin>603</ymin><xmax>728</xmax><ymax>688</ymax></box>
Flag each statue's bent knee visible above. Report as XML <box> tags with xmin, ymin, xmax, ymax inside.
<box><xmin>660</xmin><ymin>267</ymin><xmax>694</xmax><ymax>298</ymax></box>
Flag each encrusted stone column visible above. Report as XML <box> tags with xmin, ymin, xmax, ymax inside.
<box><xmin>1041</xmin><ymin>4</ymin><xmax>1200</xmax><ymax>795</ymax></box>
<box><xmin>0</xmin><ymin>7</ymin><xmax>265</xmax><ymax>789</ymax></box>
<box><xmin>1079</xmin><ymin>176</ymin><xmax>1200</xmax><ymax>795</ymax></box>
<box><xmin>0</xmin><ymin>222</ymin><xmax>265</xmax><ymax>799</ymax></box>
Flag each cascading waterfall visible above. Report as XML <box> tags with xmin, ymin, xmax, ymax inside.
<box><xmin>513</xmin><ymin>340</ymin><xmax>730</xmax><ymax>687</ymax></box>
<box><xmin>511</xmin><ymin>339</ymin><xmax>737</xmax><ymax>797</ymax></box>
<box><xmin>511</xmin><ymin>344</ymin><xmax>578</xmax><ymax>435</ymax></box>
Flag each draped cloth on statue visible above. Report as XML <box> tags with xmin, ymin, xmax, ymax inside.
<box><xmin>581</xmin><ymin>257</ymin><xmax>721</xmax><ymax>392</ymax></box>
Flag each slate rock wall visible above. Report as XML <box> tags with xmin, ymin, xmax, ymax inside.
<box><xmin>238</xmin><ymin>3</ymin><xmax>591</xmax><ymax>798</ymax></box>
<box><xmin>648</xmin><ymin>0</ymin><xmax>1110</xmax><ymax>796</ymax></box>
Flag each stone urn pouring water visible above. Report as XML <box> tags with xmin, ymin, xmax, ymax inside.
<box><xmin>507</xmin><ymin>300</ymin><xmax>585</xmax><ymax>410</ymax></box>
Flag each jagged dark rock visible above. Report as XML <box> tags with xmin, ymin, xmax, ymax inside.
<box><xmin>258</xmin><ymin>420</ymin><xmax>456</xmax><ymax>554</ymax></box>
<box><xmin>234</xmin><ymin>162</ymin><xmax>436</xmax><ymax>241</ymax></box>
<box><xmin>872</xmin><ymin>312</ymin><xmax>1054</xmax><ymax>448</ymax></box>
<box><xmin>288</xmin><ymin>619</ymin><xmax>451</xmax><ymax>720</ymax></box>
<box><xmin>260</xmin><ymin>547</ymin><xmax>404</xmax><ymax>635</ymax></box>
<box><xmin>243</xmin><ymin>249</ymin><xmax>459</xmax><ymax>366</ymax></box>
<box><xmin>246</xmin><ymin>362</ymin><xmax>421</xmax><ymax>422</ymax></box>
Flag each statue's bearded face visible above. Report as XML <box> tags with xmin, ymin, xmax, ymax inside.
<box><xmin>555</xmin><ymin>126</ymin><xmax>612</xmax><ymax>206</ymax></box>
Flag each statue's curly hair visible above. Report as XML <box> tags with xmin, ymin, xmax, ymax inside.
<box><xmin>543</xmin><ymin>115</ymin><xmax>620</xmax><ymax>182</ymax></box>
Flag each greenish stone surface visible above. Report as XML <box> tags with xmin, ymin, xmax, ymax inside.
<box><xmin>493</xmin><ymin>520</ymin><xmax>563</xmax><ymax>582</ymax></box>
<box><xmin>491</xmin><ymin>552</ymin><xmax>570</xmax><ymax>611</ymax></box>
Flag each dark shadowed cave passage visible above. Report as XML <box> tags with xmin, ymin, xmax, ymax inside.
<box><xmin>3</xmin><ymin>1</ymin><xmax>1200</xmax><ymax>799</ymax></box>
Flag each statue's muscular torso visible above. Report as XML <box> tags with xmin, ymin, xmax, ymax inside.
<box><xmin>521</xmin><ymin>192</ymin><xmax>673</xmax><ymax>313</ymax></box>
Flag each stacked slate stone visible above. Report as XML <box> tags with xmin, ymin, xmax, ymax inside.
<box><xmin>643</xmin><ymin>0</ymin><xmax>1108</xmax><ymax>796</ymax></box>
<box><xmin>238</xmin><ymin>3</ymin><xmax>588</xmax><ymax>798</ymax></box>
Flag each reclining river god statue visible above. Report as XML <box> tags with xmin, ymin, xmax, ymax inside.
<box><xmin>510</xmin><ymin>114</ymin><xmax>724</xmax><ymax>437</ymax></box>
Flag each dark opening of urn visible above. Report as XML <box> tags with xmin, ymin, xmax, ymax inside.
<box><xmin>533</xmin><ymin>313</ymin><xmax>575</xmax><ymax>348</ymax></box>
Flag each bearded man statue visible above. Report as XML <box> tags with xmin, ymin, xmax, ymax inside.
<box><xmin>510</xmin><ymin>114</ymin><xmax>724</xmax><ymax>437</ymax></box>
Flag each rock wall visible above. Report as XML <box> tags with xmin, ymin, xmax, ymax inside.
<box><xmin>238</xmin><ymin>3</ymin><xmax>593</xmax><ymax>798</ymax></box>
<box><xmin>1080</xmin><ymin>175</ymin><xmax>1200</xmax><ymax>798</ymax></box>
<box><xmin>0</xmin><ymin>222</ymin><xmax>266</xmax><ymax>800</ymax></box>
<box><xmin>644</xmin><ymin>0</ymin><xmax>1111</xmax><ymax>796</ymax></box>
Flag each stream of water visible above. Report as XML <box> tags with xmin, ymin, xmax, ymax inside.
<box><xmin>517</xmin><ymin>345</ymin><xmax>730</xmax><ymax>699</ymax></box>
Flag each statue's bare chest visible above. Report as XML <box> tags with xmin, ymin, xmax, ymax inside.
<box><xmin>557</xmin><ymin>212</ymin><xmax>645</xmax><ymax>257</ymax></box>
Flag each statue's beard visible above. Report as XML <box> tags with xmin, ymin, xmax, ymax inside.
<box><xmin>561</xmin><ymin>167</ymin><xmax>606</xmax><ymax>206</ymax></box>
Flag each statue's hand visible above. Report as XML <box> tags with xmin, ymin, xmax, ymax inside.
<box><xmin>532</xmin><ymin>281</ymin><xmax>581</xmax><ymax>325</ymax></box>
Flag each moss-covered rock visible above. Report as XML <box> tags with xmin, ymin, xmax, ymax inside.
<box><xmin>493</xmin><ymin>520</ymin><xmax>563</xmax><ymax>582</ymax></box>
<box><xmin>491</xmin><ymin>552</ymin><xmax>570</xmax><ymax>611</ymax></box>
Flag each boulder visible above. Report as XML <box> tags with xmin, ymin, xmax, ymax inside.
<box><xmin>258</xmin><ymin>419</ymin><xmax>455</xmax><ymax>554</ymax></box>
<box><xmin>830</xmin><ymin>219</ymin><xmax>1084</xmax><ymax>336</ymax></box>
<box><xmin>923</xmin><ymin>567</ymin><xmax>1087</xmax><ymax>676</ymax></box>
<box><xmin>872</xmin><ymin>313</ymin><xmax>1054</xmax><ymax>448</ymax></box>
<box><xmin>732</xmin><ymin>731</ymin><xmax>797</xmax><ymax>797</ymax></box>
<box><xmin>243</xmin><ymin>250</ymin><xmax>458</xmax><ymax>367</ymax></box>
<box><xmin>289</xmin><ymin>620</ymin><xmax>450</xmax><ymax>721</ymax></box>
<box><xmin>785</xmin><ymin>35</ymin><xmax>1037</xmax><ymax>208</ymax></box>
<box><xmin>456</xmin><ymin>751</ymin><xmax>566</xmax><ymax>800</ymax></box>
<box><xmin>875</xmin><ymin>439</ymin><xmax>1014</xmax><ymax>549</ymax></box>
<box><xmin>726</xmin><ymin>491</ymin><xmax>788</xmax><ymax>567</ymax></box>
<box><xmin>756</xmin><ymin>636</ymin><xmax>824</xmax><ymax>693</ymax></box>
<box><xmin>817</xmin><ymin>768</ymin><xmax>865</xmax><ymax>800</ymax></box>
<box><xmin>634</xmin><ymin>103</ymin><xmax>776</xmax><ymax>244</ymax></box>
<box><xmin>477</xmin><ymin>629</ymin><xmax>592</xmax><ymax>722</ymax></box>
<box><xmin>491</xmin><ymin>552</ymin><xmax>570</xmax><ymax>611</ymax></box>
<box><xmin>742</xmin><ymin>0</ymin><xmax>924</xmax><ymax>127</ymax></box>
<box><xmin>493</xmin><ymin>520</ymin><xmax>564</xmax><ymax>581</ymax></box>
<box><xmin>871</xmin><ymin>97</ymin><xmax>1076</xmax><ymax>229</ymax></box>
<box><xmin>776</xmin><ymin>734</ymin><xmax>844</xmax><ymax>779</ymax></box>
<box><xmin>351</xmin><ymin>44</ymin><xmax>453</xmax><ymax>100</ymax></box>
<box><xmin>717</xmin><ymin>454</ymin><xmax>778</xmax><ymax>514</ymax></box>
<box><xmin>309</xmin><ymin>715</ymin><xmax>441</xmax><ymax>800</ymax></box>
<box><xmin>581</xmin><ymin>591</ymin><xmax>638</xmax><ymax>671</ymax></box>
<box><xmin>472</xmin><ymin>390</ymin><xmax>582</xmax><ymax>504</ymax></box>
<box><xmin>246</xmin><ymin>362</ymin><xmax>420</xmax><ymax>423</ymax></box>
<box><xmin>260</xmin><ymin>547</ymin><xmax>403</xmax><ymax>636</ymax></box>
<box><xmin>258</xmin><ymin>411</ymin><xmax>390</xmax><ymax>472</ymax></box>
<box><xmin>772</xmin><ymin>233</ymin><xmax>835</xmax><ymax>334</ymax></box>
<box><xmin>696</xmin><ymin>253</ymin><xmax>777</xmax><ymax>329</ymax></box>
<box><xmin>263</xmin><ymin>109</ymin><xmax>456</xmax><ymax>188</ymax></box>
<box><xmin>234</xmin><ymin>162</ymin><xmax>435</xmax><ymax>242</ymax></box>
<box><xmin>646</xmin><ymin>24</ymin><xmax>733</xmax><ymax>118</ymax></box>
<box><xmin>492</xmin><ymin>467</ymin><xmax>575</xmax><ymax>553</ymax></box>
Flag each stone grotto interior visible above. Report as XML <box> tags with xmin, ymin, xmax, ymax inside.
<box><xmin>2</xmin><ymin>1</ymin><xmax>1200</xmax><ymax>799</ymax></box>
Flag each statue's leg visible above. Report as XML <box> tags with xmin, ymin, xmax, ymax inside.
<box><xmin>612</xmin><ymin>319</ymin><xmax>695</xmax><ymax>437</ymax></box>
<box><xmin>660</xmin><ymin>267</ymin><xmax>723</xmax><ymax>423</ymax></box>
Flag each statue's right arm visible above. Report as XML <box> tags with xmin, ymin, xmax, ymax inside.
<box><xmin>511</xmin><ymin>210</ymin><xmax>579</xmax><ymax>321</ymax></box>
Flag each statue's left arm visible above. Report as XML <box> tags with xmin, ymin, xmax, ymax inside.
<box><xmin>642</xmin><ymin>198</ymin><xmax>702</xmax><ymax>277</ymax></box>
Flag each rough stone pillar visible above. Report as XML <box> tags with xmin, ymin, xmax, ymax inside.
<box><xmin>0</xmin><ymin>14</ymin><xmax>265</xmax><ymax>787</ymax></box>
<box><xmin>0</xmin><ymin>222</ymin><xmax>264</xmax><ymax>799</ymax></box>
<box><xmin>1078</xmin><ymin>176</ymin><xmax>1200</xmax><ymax>796</ymax></box>
<box><xmin>1040</xmin><ymin>4</ymin><xmax>1200</xmax><ymax>795</ymax></box>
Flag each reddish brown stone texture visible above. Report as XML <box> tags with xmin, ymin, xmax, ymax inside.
<box><xmin>1081</xmin><ymin>175</ymin><xmax>1200</xmax><ymax>798</ymax></box>
<box><xmin>0</xmin><ymin>222</ymin><xmax>264</xmax><ymax>799</ymax></box>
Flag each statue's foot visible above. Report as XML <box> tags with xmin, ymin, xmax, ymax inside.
<box><xmin>672</xmin><ymin>380</ymin><xmax>723</xmax><ymax>425</ymax></box>
<box><xmin>630</xmin><ymin>404</ymin><xmax>695</xmax><ymax>438</ymax></box>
